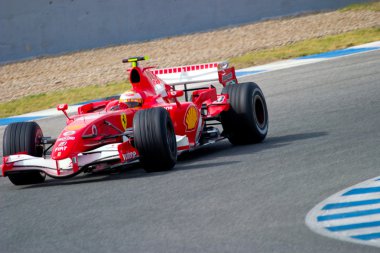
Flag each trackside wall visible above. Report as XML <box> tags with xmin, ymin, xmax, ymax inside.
<box><xmin>0</xmin><ymin>0</ymin><xmax>367</xmax><ymax>63</ymax></box>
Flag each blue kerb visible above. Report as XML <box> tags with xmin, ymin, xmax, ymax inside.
<box><xmin>236</xmin><ymin>70</ymin><xmax>265</xmax><ymax>77</ymax></box>
<box><xmin>352</xmin><ymin>232</ymin><xmax>380</xmax><ymax>241</ymax></box>
<box><xmin>317</xmin><ymin>208</ymin><xmax>380</xmax><ymax>222</ymax></box>
<box><xmin>297</xmin><ymin>47</ymin><xmax>380</xmax><ymax>60</ymax></box>
<box><xmin>343</xmin><ymin>187</ymin><xmax>380</xmax><ymax>196</ymax></box>
<box><xmin>323</xmin><ymin>198</ymin><xmax>380</xmax><ymax>210</ymax></box>
<box><xmin>0</xmin><ymin>116</ymin><xmax>45</xmax><ymax>126</ymax></box>
<box><xmin>327</xmin><ymin>220</ymin><xmax>380</xmax><ymax>232</ymax></box>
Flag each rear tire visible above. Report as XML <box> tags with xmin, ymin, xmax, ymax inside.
<box><xmin>133</xmin><ymin>107</ymin><xmax>177</xmax><ymax>172</ymax></box>
<box><xmin>221</xmin><ymin>82</ymin><xmax>268</xmax><ymax>145</ymax></box>
<box><xmin>3</xmin><ymin>122</ymin><xmax>46</xmax><ymax>185</ymax></box>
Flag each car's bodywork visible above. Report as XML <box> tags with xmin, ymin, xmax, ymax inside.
<box><xmin>2</xmin><ymin>57</ymin><xmax>242</xmax><ymax>179</ymax></box>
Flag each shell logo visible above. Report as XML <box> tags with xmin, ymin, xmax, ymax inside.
<box><xmin>185</xmin><ymin>106</ymin><xmax>198</xmax><ymax>131</ymax></box>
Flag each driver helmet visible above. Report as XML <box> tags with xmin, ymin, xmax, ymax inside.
<box><xmin>119</xmin><ymin>90</ymin><xmax>143</xmax><ymax>108</ymax></box>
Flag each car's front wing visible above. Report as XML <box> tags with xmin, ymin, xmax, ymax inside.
<box><xmin>2</xmin><ymin>143</ymin><xmax>125</xmax><ymax>178</ymax></box>
<box><xmin>2</xmin><ymin>135</ymin><xmax>192</xmax><ymax>178</ymax></box>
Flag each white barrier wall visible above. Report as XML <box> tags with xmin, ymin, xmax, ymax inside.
<box><xmin>0</xmin><ymin>0</ymin><xmax>367</xmax><ymax>63</ymax></box>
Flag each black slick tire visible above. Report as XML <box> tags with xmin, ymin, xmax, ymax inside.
<box><xmin>221</xmin><ymin>82</ymin><xmax>268</xmax><ymax>145</ymax></box>
<box><xmin>133</xmin><ymin>107</ymin><xmax>177</xmax><ymax>172</ymax></box>
<box><xmin>3</xmin><ymin>122</ymin><xmax>46</xmax><ymax>185</ymax></box>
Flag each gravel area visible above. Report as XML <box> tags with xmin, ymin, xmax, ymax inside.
<box><xmin>0</xmin><ymin>10</ymin><xmax>379</xmax><ymax>103</ymax></box>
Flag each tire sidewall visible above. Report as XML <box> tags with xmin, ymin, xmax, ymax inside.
<box><xmin>222</xmin><ymin>82</ymin><xmax>268</xmax><ymax>144</ymax></box>
<box><xmin>133</xmin><ymin>107</ymin><xmax>177</xmax><ymax>172</ymax></box>
<box><xmin>3</xmin><ymin>122</ymin><xmax>46</xmax><ymax>185</ymax></box>
<box><xmin>3</xmin><ymin>122</ymin><xmax>43</xmax><ymax>157</ymax></box>
<box><xmin>250</xmin><ymin>86</ymin><xmax>268</xmax><ymax>136</ymax></box>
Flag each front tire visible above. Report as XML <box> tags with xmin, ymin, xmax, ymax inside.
<box><xmin>133</xmin><ymin>107</ymin><xmax>177</xmax><ymax>172</ymax></box>
<box><xmin>221</xmin><ymin>82</ymin><xmax>268</xmax><ymax>145</ymax></box>
<box><xmin>3</xmin><ymin>122</ymin><xmax>46</xmax><ymax>185</ymax></box>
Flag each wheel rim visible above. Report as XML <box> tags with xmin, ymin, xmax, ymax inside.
<box><xmin>253</xmin><ymin>94</ymin><xmax>266</xmax><ymax>129</ymax></box>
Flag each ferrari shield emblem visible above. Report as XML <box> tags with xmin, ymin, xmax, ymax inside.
<box><xmin>121</xmin><ymin>114</ymin><xmax>127</xmax><ymax>130</ymax></box>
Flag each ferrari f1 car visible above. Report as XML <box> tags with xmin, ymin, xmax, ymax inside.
<box><xmin>1</xmin><ymin>56</ymin><xmax>268</xmax><ymax>185</ymax></box>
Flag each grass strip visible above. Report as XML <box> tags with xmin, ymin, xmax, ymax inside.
<box><xmin>0</xmin><ymin>81</ymin><xmax>130</xmax><ymax>118</ymax></box>
<box><xmin>340</xmin><ymin>1</ymin><xmax>380</xmax><ymax>12</ymax></box>
<box><xmin>229</xmin><ymin>27</ymin><xmax>380</xmax><ymax>69</ymax></box>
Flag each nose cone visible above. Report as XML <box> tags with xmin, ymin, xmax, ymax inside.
<box><xmin>51</xmin><ymin>128</ymin><xmax>82</xmax><ymax>160</ymax></box>
<box><xmin>51</xmin><ymin>137</ymin><xmax>77</xmax><ymax>160</ymax></box>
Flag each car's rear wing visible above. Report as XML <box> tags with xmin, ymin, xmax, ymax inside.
<box><xmin>151</xmin><ymin>62</ymin><xmax>237</xmax><ymax>87</ymax></box>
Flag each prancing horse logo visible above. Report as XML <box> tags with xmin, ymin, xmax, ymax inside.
<box><xmin>121</xmin><ymin>114</ymin><xmax>127</xmax><ymax>130</ymax></box>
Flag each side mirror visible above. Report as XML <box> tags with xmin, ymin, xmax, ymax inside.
<box><xmin>57</xmin><ymin>104</ymin><xmax>68</xmax><ymax>111</ymax></box>
<box><xmin>56</xmin><ymin>104</ymin><xmax>72</xmax><ymax>120</ymax></box>
<box><xmin>167</xmin><ymin>90</ymin><xmax>184</xmax><ymax>99</ymax></box>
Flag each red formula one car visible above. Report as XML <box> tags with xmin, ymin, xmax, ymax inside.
<box><xmin>1</xmin><ymin>56</ymin><xmax>268</xmax><ymax>185</ymax></box>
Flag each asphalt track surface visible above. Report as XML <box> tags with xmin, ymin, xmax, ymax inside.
<box><xmin>0</xmin><ymin>50</ymin><xmax>379</xmax><ymax>253</ymax></box>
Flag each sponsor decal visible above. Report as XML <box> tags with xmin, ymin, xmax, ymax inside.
<box><xmin>57</xmin><ymin>136</ymin><xmax>75</xmax><ymax>142</ymax></box>
<box><xmin>146</xmin><ymin>70</ymin><xmax>163</xmax><ymax>85</ymax></box>
<box><xmin>184</xmin><ymin>106</ymin><xmax>199</xmax><ymax>131</ymax></box>
<box><xmin>54</xmin><ymin>146</ymin><xmax>67</xmax><ymax>152</ymax></box>
<box><xmin>164</xmin><ymin>106</ymin><xmax>173</xmax><ymax>111</ymax></box>
<box><xmin>58</xmin><ymin>142</ymin><xmax>67</xmax><ymax>147</ymax></box>
<box><xmin>63</xmin><ymin>131</ymin><xmax>76</xmax><ymax>136</ymax></box>
<box><xmin>66</xmin><ymin>124</ymin><xmax>85</xmax><ymax>130</ymax></box>
<box><xmin>123</xmin><ymin>151</ymin><xmax>137</xmax><ymax>161</ymax></box>
<box><xmin>121</xmin><ymin>114</ymin><xmax>127</xmax><ymax>130</ymax></box>
<box><xmin>222</xmin><ymin>72</ymin><xmax>233</xmax><ymax>82</ymax></box>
